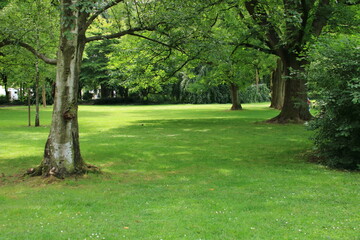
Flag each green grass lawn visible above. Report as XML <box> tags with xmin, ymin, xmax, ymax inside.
<box><xmin>0</xmin><ymin>103</ymin><xmax>359</xmax><ymax>240</ymax></box>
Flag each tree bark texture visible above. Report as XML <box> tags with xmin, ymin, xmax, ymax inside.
<box><xmin>230</xmin><ymin>83</ymin><xmax>242</xmax><ymax>110</ymax></box>
<box><xmin>270</xmin><ymin>59</ymin><xmax>285</xmax><ymax>110</ymax></box>
<box><xmin>35</xmin><ymin>1</ymin><xmax>88</xmax><ymax>177</ymax></box>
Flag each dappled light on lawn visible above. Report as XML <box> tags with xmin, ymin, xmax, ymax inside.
<box><xmin>0</xmin><ymin>104</ymin><xmax>358</xmax><ymax>239</ymax></box>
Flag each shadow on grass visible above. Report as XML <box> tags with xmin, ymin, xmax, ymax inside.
<box><xmin>80</xmin><ymin>116</ymin><xmax>312</xmax><ymax>179</ymax></box>
<box><xmin>1</xmin><ymin>107</ymin><xmax>310</xmax><ymax>185</ymax></box>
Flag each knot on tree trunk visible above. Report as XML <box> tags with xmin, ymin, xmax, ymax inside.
<box><xmin>63</xmin><ymin>110</ymin><xmax>76</xmax><ymax>120</ymax></box>
<box><xmin>63</xmin><ymin>103</ymin><xmax>77</xmax><ymax>120</ymax></box>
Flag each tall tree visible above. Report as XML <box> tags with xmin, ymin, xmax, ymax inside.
<box><xmin>0</xmin><ymin>0</ymin><xmax>154</xmax><ymax>177</ymax></box>
<box><xmin>226</xmin><ymin>0</ymin><xmax>335</xmax><ymax>122</ymax></box>
<box><xmin>81</xmin><ymin>39</ymin><xmax>118</xmax><ymax>99</ymax></box>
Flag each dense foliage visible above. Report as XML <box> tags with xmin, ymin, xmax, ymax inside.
<box><xmin>240</xmin><ymin>84</ymin><xmax>270</xmax><ymax>103</ymax></box>
<box><xmin>308</xmin><ymin>36</ymin><xmax>360</xmax><ymax>170</ymax></box>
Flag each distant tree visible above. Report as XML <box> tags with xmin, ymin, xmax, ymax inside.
<box><xmin>223</xmin><ymin>0</ymin><xmax>337</xmax><ymax>122</ymax></box>
<box><xmin>81</xmin><ymin>39</ymin><xmax>118</xmax><ymax>99</ymax></box>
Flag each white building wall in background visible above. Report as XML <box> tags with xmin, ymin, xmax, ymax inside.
<box><xmin>0</xmin><ymin>86</ymin><xmax>19</xmax><ymax>100</ymax></box>
<box><xmin>0</xmin><ymin>86</ymin><xmax>5</xmax><ymax>96</ymax></box>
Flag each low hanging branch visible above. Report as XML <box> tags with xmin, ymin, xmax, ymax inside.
<box><xmin>128</xmin><ymin>32</ymin><xmax>186</xmax><ymax>54</ymax></box>
<box><xmin>85</xmin><ymin>26</ymin><xmax>156</xmax><ymax>43</ymax></box>
<box><xmin>0</xmin><ymin>39</ymin><xmax>57</xmax><ymax>65</ymax></box>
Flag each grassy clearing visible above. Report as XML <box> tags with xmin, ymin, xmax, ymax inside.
<box><xmin>0</xmin><ymin>103</ymin><xmax>359</xmax><ymax>240</ymax></box>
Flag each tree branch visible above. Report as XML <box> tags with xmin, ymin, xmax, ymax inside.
<box><xmin>85</xmin><ymin>26</ymin><xmax>156</xmax><ymax>43</ymax></box>
<box><xmin>0</xmin><ymin>39</ymin><xmax>57</xmax><ymax>65</ymax></box>
<box><xmin>128</xmin><ymin>33</ymin><xmax>186</xmax><ymax>54</ymax></box>
<box><xmin>312</xmin><ymin>0</ymin><xmax>331</xmax><ymax>37</ymax></box>
<box><xmin>85</xmin><ymin>0</ymin><xmax>124</xmax><ymax>30</ymax></box>
<box><xmin>161</xmin><ymin>56</ymin><xmax>196</xmax><ymax>83</ymax></box>
<box><xmin>229</xmin><ymin>42</ymin><xmax>276</xmax><ymax>55</ymax></box>
<box><xmin>244</xmin><ymin>0</ymin><xmax>281</xmax><ymax>51</ymax></box>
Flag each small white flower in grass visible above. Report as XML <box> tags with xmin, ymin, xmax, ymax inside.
<box><xmin>251</xmin><ymin>227</ymin><xmax>255</xmax><ymax>230</ymax></box>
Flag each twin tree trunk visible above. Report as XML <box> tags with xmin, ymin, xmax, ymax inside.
<box><xmin>269</xmin><ymin>52</ymin><xmax>312</xmax><ymax>123</ymax></box>
<box><xmin>270</xmin><ymin>59</ymin><xmax>285</xmax><ymax>110</ymax></box>
<box><xmin>32</xmin><ymin>3</ymin><xmax>87</xmax><ymax>177</ymax></box>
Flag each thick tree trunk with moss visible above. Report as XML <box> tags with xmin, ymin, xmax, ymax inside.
<box><xmin>270</xmin><ymin>59</ymin><xmax>285</xmax><ymax>110</ymax></box>
<box><xmin>31</xmin><ymin>1</ymin><xmax>88</xmax><ymax>178</ymax></box>
<box><xmin>269</xmin><ymin>53</ymin><xmax>312</xmax><ymax>123</ymax></box>
<box><xmin>229</xmin><ymin>83</ymin><xmax>242</xmax><ymax>110</ymax></box>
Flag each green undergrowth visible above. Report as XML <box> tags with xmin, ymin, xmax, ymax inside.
<box><xmin>0</xmin><ymin>103</ymin><xmax>359</xmax><ymax>239</ymax></box>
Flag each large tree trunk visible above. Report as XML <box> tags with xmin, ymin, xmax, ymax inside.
<box><xmin>30</xmin><ymin>1</ymin><xmax>90</xmax><ymax>178</ymax></box>
<box><xmin>270</xmin><ymin>59</ymin><xmax>285</xmax><ymax>110</ymax></box>
<box><xmin>269</xmin><ymin>53</ymin><xmax>312</xmax><ymax>123</ymax></box>
<box><xmin>229</xmin><ymin>83</ymin><xmax>242</xmax><ymax>110</ymax></box>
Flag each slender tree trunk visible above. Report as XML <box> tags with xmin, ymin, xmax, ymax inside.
<box><xmin>42</xmin><ymin>83</ymin><xmax>47</xmax><ymax>108</ymax></box>
<box><xmin>20</xmin><ymin>82</ymin><xmax>24</xmax><ymax>102</ymax></box>
<box><xmin>78</xmin><ymin>84</ymin><xmax>82</xmax><ymax>101</ymax></box>
<box><xmin>30</xmin><ymin>1</ymin><xmax>91</xmax><ymax>178</ymax></box>
<box><xmin>35</xmin><ymin>61</ymin><xmax>40</xmax><ymax>127</ymax></box>
<box><xmin>28</xmin><ymin>88</ymin><xmax>31</xmax><ymax>127</ymax></box>
<box><xmin>255</xmin><ymin>68</ymin><xmax>259</xmax><ymax>92</ymax></box>
<box><xmin>229</xmin><ymin>83</ymin><xmax>242</xmax><ymax>110</ymax></box>
<box><xmin>270</xmin><ymin>59</ymin><xmax>285</xmax><ymax>110</ymax></box>
<box><xmin>269</xmin><ymin>53</ymin><xmax>312</xmax><ymax>123</ymax></box>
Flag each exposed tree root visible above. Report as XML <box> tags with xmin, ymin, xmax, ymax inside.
<box><xmin>266</xmin><ymin>115</ymin><xmax>305</xmax><ymax>124</ymax></box>
<box><xmin>83</xmin><ymin>163</ymin><xmax>101</xmax><ymax>174</ymax></box>
<box><xmin>26</xmin><ymin>166</ymin><xmax>43</xmax><ymax>177</ymax></box>
<box><xmin>230</xmin><ymin>105</ymin><xmax>243</xmax><ymax>111</ymax></box>
<box><xmin>266</xmin><ymin>112</ymin><xmax>313</xmax><ymax>124</ymax></box>
<box><xmin>25</xmin><ymin>163</ymin><xmax>101</xmax><ymax>178</ymax></box>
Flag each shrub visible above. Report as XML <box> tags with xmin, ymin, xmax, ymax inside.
<box><xmin>308</xmin><ymin>37</ymin><xmax>360</xmax><ymax>170</ymax></box>
<box><xmin>0</xmin><ymin>96</ymin><xmax>9</xmax><ymax>105</ymax></box>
